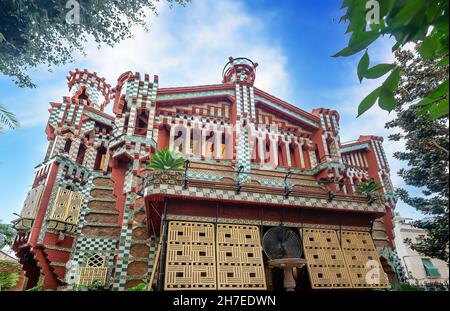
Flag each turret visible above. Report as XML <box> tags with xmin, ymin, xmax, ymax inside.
<box><xmin>66</xmin><ymin>69</ymin><xmax>111</xmax><ymax>111</ymax></box>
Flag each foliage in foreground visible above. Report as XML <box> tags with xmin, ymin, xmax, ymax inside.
<box><xmin>26</xmin><ymin>284</ymin><xmax>44</xmax><ymax>291</ymax></box>
<box><xmin>76</xmin><ymin>279</ymin><xmax>107</xmax><ymax>291</ymax></box>
<box><xmin>335</xmin><ymin>0</ymin><xmax>448</xmax><ymax>120</ymax></box>
<box><xmin>0</xmin><ymin>272</ymin><xmax>19</xmax><ymax>290</ymax></box>
<box><xmin>0</xmin><ymin>259</ymin><xmax>22</xmax><ymax>290</ymax></box>
<box><xmin>0</xmin><ymin>105</ymin><xmax>20</xmax><ymax>133</ymax></box>
<box><xmin>387</xmin><ymin>48</ymin><xmax>449</xmax><ymax>262</ymax></box>
<box><xmin>126</xmin><ymin>282</ymin><xmax>148</xmax><ymax>291</ymax></box>
<box><xmin>0</xmin><ymin>0</ymin><xmax>189</xmax><ymax>88</ymax></box>
<box><xmin>391</xmin><ymin>283</ymin><xmax>425</xmax><ymax>291</ymax></box>
<box><xmin>0</xmin><ymin>220</ymin><xmax>16</xmax><ymax>248</ymax></box>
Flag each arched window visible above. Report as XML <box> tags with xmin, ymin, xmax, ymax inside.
<box><xmin>77</xmin><ymin>253</ymin><xmax>108</xmax><ymax>287</ymax></box>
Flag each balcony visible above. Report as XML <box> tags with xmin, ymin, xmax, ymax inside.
<box><xmin>141</xmin><ymin>162</ymin><xmax>386</xmax><ymax>215</ymax></box>
<box><xmin>13</xmin><ymin>185</ymin><xmax>45</xmax><ymax>231</ymax></box>
<box><xmin>47</xmin><ymin>187</ymin><xmax>84</xmax><ymax>234</ymax></box>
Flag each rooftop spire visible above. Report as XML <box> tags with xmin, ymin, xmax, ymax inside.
<box><xmin>222</xmin><ymin>56</ymin><xmax>258</xmax><ymax>85</ymax></box>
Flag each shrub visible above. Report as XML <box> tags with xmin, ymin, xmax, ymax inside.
<box><xmin>126</xmin><ymin>282</ymin><xmax>148</xmax><ymax>291</ymax></box>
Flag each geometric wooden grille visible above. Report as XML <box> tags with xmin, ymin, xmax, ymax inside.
<box><xmin>65</xmin><ymin>191</ymin><xmax>83</xmax><ymax>224</ymax></box>
<box><xmin>164</xmin><ymin>221</ymin><xmax>216</xmax><ymax>290</ymax></box>
<box><xmin>77</xmin><ymin>267</ymin><xmax>108</xmax><ymax>286</ymax></box>
<box><xmin>216</xmin><ymin>224</ymin><xmax>266</xmax><ymax>290</ymax></box>
<box><xmin>302</xmin><ymin>228</ymin><xmax>352</xmax><ymax>289</ymax></box>
<box><xmin>50</xmin><ymin>187</ymin><xmax>83</xmax><ymax>225</ymax></box>
<box><xmin>340</xmin><ymin>231</ymin><xmax>389</xmax><ymax>289</ymax></box>
<box><xmin>20</xmin><ymin>185</ymin><xmax>45</xmax><ymax>219</ymax></box>
<box><xmin>164</xmin><ymin>221</ymin><xmax>267</xmax><ymax>290</ymax></box>
<box><xmin>302</xmin><ymin>229</ymin><xmax>388</xmax><ymax>289</ymax></box>
<box><xmin>77</xmin><ymin>253</ymin><xmax>108</xmax><ymax>286</ymax></box>
<box><xmin>86</xmin><ymin>253</ymin><xmax>106</xmax><ymax>267</ymax></box>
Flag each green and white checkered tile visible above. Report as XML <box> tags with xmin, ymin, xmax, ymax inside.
<box><xmin>145</xmin><ymin>183</ymin><xmax>385</xmax><ymax>214</ymax></box>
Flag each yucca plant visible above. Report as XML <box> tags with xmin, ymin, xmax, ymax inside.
<box><xmin>147</xmin><ymin>148</ymin><xmax>185</xmax><ymax>171</ymax></box>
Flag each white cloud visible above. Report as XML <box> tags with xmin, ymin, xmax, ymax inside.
<box><xmin>9</xmin><ymin>0</ymin><xmax>290</xmax><ymax>130</ymax></box>
<box><xmin>81</xmin><ymin>0</ymin><xmax>290</xmax><ymax>99</ymax></box>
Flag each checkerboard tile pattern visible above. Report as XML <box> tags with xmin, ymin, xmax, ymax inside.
<box><xmin>112</xmin><ymin>200</ymin><xmax>134</xmax><ymax>290</ymax></box>
<box><xmin>145</xmin><ymin>183</ymin><xmax>385</xmax><ymax>213</ymax></box>
<box><xmin>68</xmin><ymin>237</ymin><xmax>117</xmax><ymax>289</ymax></box>
<box><xmin>147</xmin><ymin>236</ymin><xmax>158</xmax><ymax>279</ymax></box>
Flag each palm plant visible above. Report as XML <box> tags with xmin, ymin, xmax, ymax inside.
<box><xmin>147</xmin><ymin>148</ymin><xmax>185</xmax><ymax>171</ymax></box>
<box><xmin>356</xmin><ymin>180</ymin><xmax>383</xmax><ymax>195</ymax></box>
<box><xmin>356</xmin><ymin>180</ymin><xmax>383</xmax><ymax>204</ymax></box>
<box><xmin>0</xmin><ymin>104</ymin><xmax>20</xmax><ymax>133</ymax></box>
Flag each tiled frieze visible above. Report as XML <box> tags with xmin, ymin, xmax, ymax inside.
<box><xmin>144</xmin><ymin>183</ymin><xmax>385</xmax><ymax>213</ymax></box>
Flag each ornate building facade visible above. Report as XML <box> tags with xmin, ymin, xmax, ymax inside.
<box><xmin>12</xmin><ymin>57</ymin><xmax>397</xmax><ymax>291</ymax></box>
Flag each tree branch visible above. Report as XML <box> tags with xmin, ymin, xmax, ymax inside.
<box><xmin>429</xmin><ymin>139</ymin><xmax>449</xmax><ymax>155</ymax></box>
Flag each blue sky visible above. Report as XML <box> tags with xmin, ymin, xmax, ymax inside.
<box><xmin>0</xmin><ymin>0</ymin><xmax>424</xmax><ymax>223</ymax></box>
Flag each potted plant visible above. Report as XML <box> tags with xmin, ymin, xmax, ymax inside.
<box><xmin>146</xmin><ymin>149</ymin><xmax>185</xmax><ymax>186</ymax></box>
<box><xmin>356</xmin><ymin>180</ymin><xmax>383</xmax><ymax>204</ymax></box>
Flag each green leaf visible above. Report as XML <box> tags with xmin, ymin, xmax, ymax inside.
<box><xmin>391</xmin><ymin>0</ymin><xmax>427</xmax><ymax>29</ymax></box>
<box><xmin>358</xmin><ymin>87</ymin><xmax>381</xmax><ymax>117</ymax></box>
<box><xmin>357</xmin><ymin>50</ymin><xmax>370</xmax><ymax>82</ymax></box>
<box><xmin>364</xmin><ymin>63</ymin><xmax>396</xmax><ymax>79</ymax></box>
<box><xmin>347</xmin><ymin>3</ymin><xmax>366</xmax><ymax>33</ymax></box>
<box><xmin>419</xmin><ymin>35</ymin><xmax>440</xmax><ymax>60</ymax></box>
<box><xmin>417</xmin><ymin>80</ymin><xmax>449</xmax><ymax>117</ymax></box>
<box><xmin>348</xmin><ymin>30</ymin><xmax>380</xmax><ymax>49</ymax></box>
<box><xmin>332</xmin><ymin>46</ymin><xmax>356</xmax><ymax>57</ymax></box>
<box><xmin>378</xmin><ymin>87</ymin><xmax>397</xmax><ymax>112</ymax></box>
<box><xmin>382</xmin><ymin>67</ymin><xmax>401</xmax><ymax>92</ymax></box>
<box><xmin>417</xmin><ymin>96</ymin><xmax>435</xmax><ymax>107</ymax></box>
<box><xmin>428</xmin><ymin>99</ymin><xmax>449</xmax><ymax>120</ymax></box>
<box><xmin>380</xmin><ymin>0</ymin><xmax>395</xmax><ymax>17</ymax></box>
<box><xmin>147</xmin><ymin>148</ymin><xmax>185</xmax><ymax>171</ymax></box>
<box><xmin>0</xmin><ymin>32</ymin><xmax>4</xmax><ymax>44</ymax></box>
<box><xmin>437</xmin><ymin>56</ymin><xmax>449</xmax><ymax>67</ymax></box>
<box><xmin>428</xmin><ymin>79</ymin><xmax>449</xmax><ymax>100</ymax></box>
<box><xmin>333</xmin><ymin>31</ymin><xmax>380</xmax><ymax>57</ymax></box>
